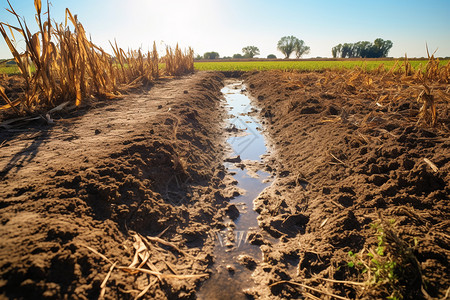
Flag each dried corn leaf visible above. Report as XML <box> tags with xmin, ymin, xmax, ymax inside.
<box><xmin>34</xmin><ymin>0</ymin><xmax>42</xmax><ymax>15</ymax></box>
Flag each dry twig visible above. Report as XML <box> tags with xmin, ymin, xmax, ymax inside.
<box><xmin>270</xmin><ymin>281</ymin><xmax>351</xmax><ymax>300</ymax></box>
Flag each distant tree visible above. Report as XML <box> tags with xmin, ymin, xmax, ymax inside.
<box><xmin>195</xmin><ymin>54</ymin><xmax>203</xmax><ymax>60</ymax></box>
<box><xmin>354</xmin><ymin>41</ymin><xmax>371</xmax><ymax>57</ymax></box>
<box><xmin>267</xmin><ymin>54</ymin><xmax>277</xmax><ymax>59</ymax></box>
<box><xmin>332</xmin><ymin>44</ymin><xmax>342</xmax><ymax>58</ymax></box>
<box><xmin>294</xmin><ymin>39</ymin><xmax>310</xmax><ymax>58</ymax></box>
<box><xmin>277</xmin><ymin>36</ymin><xmax>298</xmax><ymax>58</ymax></box>
<box><xmin>203</xmin><ymin>52</ymin><xmax>219</xmax><ymax>59</ymax></box>
<box><xmin>233</xmin><ymin>53</ymin><xmax>244</xmax><ymax>59</ymax></box>
<box><xmin>278</xmin><ymin>36</ymin><xmax>309</xmax><ymax>59</ymax></box>
<box><xmin>341</xmin><ymin>43</ymin><xmax>354</xmax><ymax>58</ymax></box>
<box><xmin>372</xmin><ymin>38</ymin><xmax>393</xmax><ymax>58</ymax></box>
<box><xmin>242</xmin><ymin>46</ymin><xmax>260</xmax><ymax>58</ymax></box>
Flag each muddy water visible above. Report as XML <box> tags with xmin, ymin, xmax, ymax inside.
<box><xmin>198</xmin><ymin>81</ymin><xmax>274</xmax><ymax>299</ymax></box>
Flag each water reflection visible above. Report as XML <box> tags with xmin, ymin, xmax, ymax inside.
<box><xmin>198</xmin><ymin>81</ymin><xmax>273</xmax><ymax>299</ymax></box>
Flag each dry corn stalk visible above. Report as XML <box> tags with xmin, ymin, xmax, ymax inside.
<box><xmin>0</xmin><ymin>0</ymin><xmax>194</xmax><ymax>115</ymax></box>
<box><xmin>163</xmin><ymin>44</ymin><xmax>194</xmax><ymax>76</ymax></box>
<box><xmin>417</xmin><ymin>85</ymin><xmax>436</xmax><ymax>126</ymax></box>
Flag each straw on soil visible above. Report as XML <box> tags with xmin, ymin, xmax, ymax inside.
<box><xmin>83</xmin><ymin>234</ymin><xmax>208</xmax><ymax>299</ymax></box>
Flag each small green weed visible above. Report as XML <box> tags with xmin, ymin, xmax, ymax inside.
<box><xmin>346</xmin><ymin>220</ymin><xmax>425</xmax><ymax>300</ymax></box>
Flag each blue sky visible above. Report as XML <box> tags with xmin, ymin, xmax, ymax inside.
<box><xmin>1</xmin><ymin>0</ymin><xmax>449</xmax><ymax>59</ymax></box>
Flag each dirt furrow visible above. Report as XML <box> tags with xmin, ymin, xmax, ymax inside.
<box><xmin>0</xmin><ymin>72</ymin><xmax>236</xmax><ymax>299</ymax></box>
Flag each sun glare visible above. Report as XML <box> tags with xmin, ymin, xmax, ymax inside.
<box><xmin>110</xmin><ymin>0</ymin><xmax>221</xmax><ymax>52</ymax></box>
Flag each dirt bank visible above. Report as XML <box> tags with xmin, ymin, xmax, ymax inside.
<box><xmin>244</xmin><ymin>70</ymin><xmax>449</xmax><ymax>299</ymax></box>
<box><xmin>0</xmin><ymin>72</ymin><xmax>239</xmax><ymax>299</ymax></box>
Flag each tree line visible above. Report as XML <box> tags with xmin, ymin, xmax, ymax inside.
<box><xmin>332</xmin><ymin>38</ymin><xmax>393</xmax><ymax>58</ymax></box>
<box><xmin>198</xmin><ymin>37</ymin><xmax>393</xmax><ymax>60</ymax></box>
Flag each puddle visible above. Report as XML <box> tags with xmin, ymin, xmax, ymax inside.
<box><xmin>198</xmin><ymin>81</ymin><xmax>274</xmax><ymax>299</ymax></box>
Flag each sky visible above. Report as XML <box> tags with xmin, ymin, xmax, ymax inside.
<box><xmin>1</xmin><ymin>0</ymin><xmax>449</xmax><ymax>59</ymax></box>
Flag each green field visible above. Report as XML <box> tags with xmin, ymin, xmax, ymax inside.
<box><xmin>195</xmin><ymin>59</ymin><xmax>448</xmax><ymax>72</ymax></box>
<box><xmin>1</xmin><ymin>59</ymin><xmax>448</xmax><ymax>75</ymax></box>
<box><xmin>0</xmin><ymin>65</ymin><xmax>21</xmax><ymax>75</ymax></box>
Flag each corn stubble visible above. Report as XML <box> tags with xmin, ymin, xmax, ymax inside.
<box><xmin>282</xmin><ymin>54</ymin><xmax>449</xmax><ymax>128</ymax></box>
<box><xmin>0</xmin><ymin>0</ymin><xmax>194</xmax><ymax>114</ymax></box>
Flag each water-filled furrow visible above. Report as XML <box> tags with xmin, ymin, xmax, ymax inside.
<box><xmin>198</xmin><ymin>81</ymin><xmax>274</xmax><ymax>299</ymax></box>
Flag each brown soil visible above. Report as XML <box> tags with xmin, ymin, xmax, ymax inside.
<box><xmin>0</xmin><ymin>69</ymin><xmax>449</xmax><ymax>300</ymax></box>
<box><xmin>0</xmin><ymin>72</ymin><xmax>240</xmax><ymax>299</ymax></box>
<box><xmin>244</xmin><ymin>70</ymin><xmax>449</xmax><ymax>299</ymax></box>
